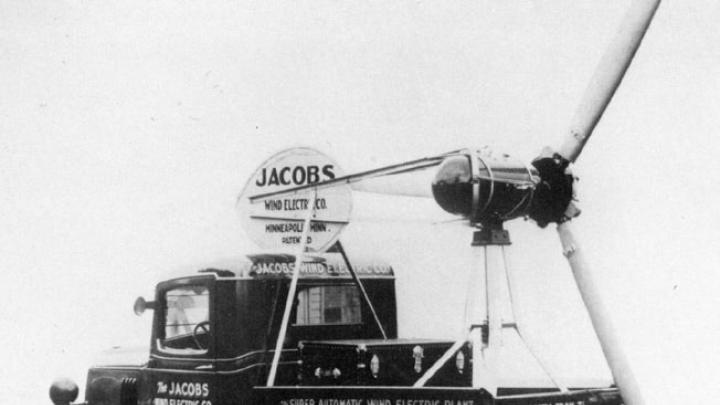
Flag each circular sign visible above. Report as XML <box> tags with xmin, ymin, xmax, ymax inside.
<box><xmin>237</xmin><ymin>147</ymin><xmax>352</xmax><ymax>252</ymax></box>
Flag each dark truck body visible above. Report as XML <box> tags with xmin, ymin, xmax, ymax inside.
<box><xmin>70</xmin><ymin>253</ymin><xmax>621</xmax><ymax>405</ymax></box>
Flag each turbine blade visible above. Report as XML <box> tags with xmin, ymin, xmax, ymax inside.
<box><xmin>557</xmin><ymin>220</ymin><xmax>645</xmax><ymax>405</ymax></box>
<box><xmin>558</xmin><ymin>0</ymin><xmax>661</xmax><ymax>163</ymax></box>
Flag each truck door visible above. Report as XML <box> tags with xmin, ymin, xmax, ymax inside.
<box><xmin>145</xmin><ymin>277</ymin><xmax>217</xmax><ymax>405</ymax></box>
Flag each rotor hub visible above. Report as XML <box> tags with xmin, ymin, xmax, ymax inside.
<box><xmin>528</xmin><ymin>153</ymin><xmax>576</xmax><ymax>227</ymax></box>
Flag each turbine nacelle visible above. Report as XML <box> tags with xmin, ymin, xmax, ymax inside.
<box><xmin>431</xmin><ymin>149</ymin><xmax>575</xmax><ymax>228</ymax></box>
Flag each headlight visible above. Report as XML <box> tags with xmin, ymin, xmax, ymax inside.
<box><xmin>49</xmin><ymin>378</ymin><xmax>78</xmax><ymax>405</ymax></box>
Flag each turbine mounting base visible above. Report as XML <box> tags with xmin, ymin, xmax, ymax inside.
<box><xmin>471</xmin><ymin>223</ymin><xmax>511</xmax><ymax>246</ymax></box>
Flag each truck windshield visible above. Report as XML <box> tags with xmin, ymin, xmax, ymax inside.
<box><xmin>160</xmin><ymin>285</ymin><xmax>210</xmax><ymax>354</ymax></box>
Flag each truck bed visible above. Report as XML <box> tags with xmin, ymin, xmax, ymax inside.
<box><xmin>253</xmin><ymin>386</ymin><xmax>622</xmax><ymax>405</ymax></box>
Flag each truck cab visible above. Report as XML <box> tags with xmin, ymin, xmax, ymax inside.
<box><xmin>64</xmin><ymin>253</ymin><xmax>396</xmax><ymax>405</ymax></box>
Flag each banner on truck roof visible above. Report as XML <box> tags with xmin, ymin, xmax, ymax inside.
<box><xmin>232</xmin><ymin>254</ymin><xmax>393</xmax><ymax>279</ymax></box>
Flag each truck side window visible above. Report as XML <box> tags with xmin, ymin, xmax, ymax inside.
<box><xmin>159</xmin><ymin>285</ymin><xmax>210</xmax><ymax>354</ymax></box>
<box><xmin>295</xmin><ymin>285</ymin><xmax>361</xmax><ymax>325</ymax></box>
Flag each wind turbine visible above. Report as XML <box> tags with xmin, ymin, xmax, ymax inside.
<box><xmin>239</xmin><ymin>1</ymin><xmax>661</xmax><ymax>403</ymax></box>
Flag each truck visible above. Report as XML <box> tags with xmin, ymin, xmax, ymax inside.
<box><xmin>49</xmin><ymin>251</ymin><xmax>623</xmax><ymax>405</ymax></box>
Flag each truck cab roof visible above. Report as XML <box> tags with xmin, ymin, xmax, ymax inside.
<box><xmin>165</xmin><ymin>252</ymin><xmax>394</xmax><ymax>281</ymax></box>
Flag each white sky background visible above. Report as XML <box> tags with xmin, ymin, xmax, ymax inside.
<box><xmin>1</xmin><ymin>0</ymin><xmax>719</xmax><ymax>403</ymax></box>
